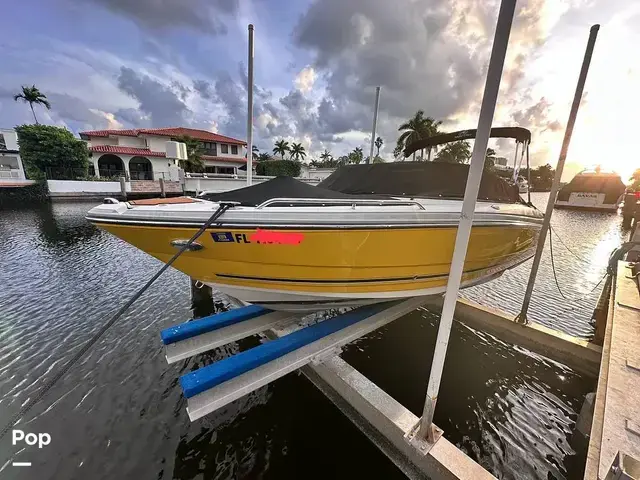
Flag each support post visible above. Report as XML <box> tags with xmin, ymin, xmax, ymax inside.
<box><xmin>159</xmin><ymin>177</ymin><xmax>166</xmax><ymax>198</ymax></box>
<box><xmin>367</xmin><ymin>87</ymin><xmax>381</xmax><ymax>164</ymax></box>
<box><xmin>417</xmin><ymin>0</ymin><xmax>517</xmax><ymax>442</ymax></box>
<box><xmin>526</xmin><ymin>141</ymin><xmax>531</xmax><ymax>204</ymax></box>
<box><xmin>246</xmin><ymin>24</ymin><xmax>254</xmax><ymax>186</ymax></box>
<box><xmin>511</xmin><ymin>141</ymin><xmax>520</xmax><ymax>182</ymax></box>
<box><xmin>120</xmin><ymin>176</ymin><xmax>127</xmax><ymax>201</ymax></box>
<box><xmin>515</xmin><ymin>24</ymin><xmax>600</xmax><ymax>325</ymax></box>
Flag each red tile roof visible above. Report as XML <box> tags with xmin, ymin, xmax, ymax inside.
<box><xmin>89</xmin><ymin>145</ymin><xmax>166</xmax><ymax>157</ymax></box>
<box><xmin>202</xmin><ymin>155</ymin><xmax>248</xmax><ymax>164</ymax></box>
<box><xmin>80</xmin><ymin>127</ymin><xmax>246</xmax><ymax>145</ymax></box>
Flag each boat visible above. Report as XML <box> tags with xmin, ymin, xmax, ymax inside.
<box><xmin>87</xmin><ymin>154</ymin><xmax>543</xmax><ymax>311</ymax></box>
<box><xmin>516</xmin><ymin>176</ymin><xmax>529</xmax><ymax>194</ymax></box>
<box><xmin>554</xmin><ymin>167</ymin><xmax>626</xmax><ymax>212</ymax></box>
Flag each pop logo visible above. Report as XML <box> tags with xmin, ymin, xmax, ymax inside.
<box><xmin>12</xmin><ymin>429</ymin><xmax>51</xmax><ymax>449</ymax></box>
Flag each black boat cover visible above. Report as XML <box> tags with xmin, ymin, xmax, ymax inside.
<box><xmin>201</xmin><ymin>162</ymin><xmax>521</xmax><ymax>206</ymax></box>
<box><xmin>318</xmin><ymin>163</ymin><xmax>520</xmax><ymax>203</ymax></box>
<box><xmin>557</xmin><ymin>173</ymin><xmax>626</xmax><ymax>204</ymax></box>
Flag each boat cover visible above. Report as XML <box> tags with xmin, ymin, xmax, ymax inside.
<box><xmin>557</xmin><ymin>173</ymin><xmax>626</xmax><ymax>204</ymax></box>
<box><xmin>202</xmin><ymin>162</ymin><xmax>520</xmax><ymax>206</ymax></box>
<box><xmin>319</xmin><ymin>163</ymin><xmax>520</xmax><ymax>202</ymax></box>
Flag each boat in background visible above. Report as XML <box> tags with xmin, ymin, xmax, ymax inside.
<box><xmin>516</xmin><ymin>176</ymin><xmax>529</xmax><ymax>194</ymax></box>
<box><xmin>87</xmin><ymin>158</ymin><xmax>543</xmax><ymax>311</ymax></box>
<box><xmin>554</xmin><ymin>167</ymin><xmax>626</xmax><ymax>212</ymax></box>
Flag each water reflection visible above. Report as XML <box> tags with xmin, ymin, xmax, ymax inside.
<box><xmin>35</xmin><ymin>202</ymin><xmax>101</xmax><ymax>248</ymax></box>
<box><xmin>0</xmin><ymin>201</ymin><xmax>600</xmax><ymax>480</ymax></box>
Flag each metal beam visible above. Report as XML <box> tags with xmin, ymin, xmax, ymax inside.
<box><xmin>516</xmin><ymin>24</ymin><xmax>600</xmax><ymax>324</ymax></box>
<box><xmin>185</xmin><ymin>297</ymin><xmax>428</xmax><ymax>420</ymax></box>
<box><xmin>418</xmin><ymin>0</ymin><xmax>517</xmax><ymax>441</ymax></box>
<box><xmin>246</xmin><ymin>24</ymin><xmax>254</xmax><ymax>186</ymax></box>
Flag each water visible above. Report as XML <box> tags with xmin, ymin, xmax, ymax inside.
<box><xmin>0</xmin><ymin>196</ymin><xmax>626</xmax><ymax>479</ymax></box>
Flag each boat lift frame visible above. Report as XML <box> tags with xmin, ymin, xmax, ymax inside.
<box><xmin>157</xmin><ymin>3</ymin><xmax>518</xmax><ymax>478</ymax></box>
<box><xmin>154</xmin><ymin>6</ymin><xmax>605</xmax><ymax>480</ymax></box>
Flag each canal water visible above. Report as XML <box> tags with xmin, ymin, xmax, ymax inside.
<box><xmin>0</xmin><ymin>193</ymin><xmax>627</xmax><ymax>480</ymax></box>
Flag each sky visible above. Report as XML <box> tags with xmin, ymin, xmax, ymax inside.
<box><xmin>1</xmin><ymin>0</ymin><xmax>638</xmax><ymax>181</ymax></box>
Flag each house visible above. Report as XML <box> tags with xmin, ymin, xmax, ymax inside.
<box><xmin>0</xmin><ymin>128</ymin><xmax>28</xmax><ymax>183</ymax></box>
<box><xmin>79</xmin><ymin>127</ymin><xmax>247</xmax><ymax>180</ymax></box>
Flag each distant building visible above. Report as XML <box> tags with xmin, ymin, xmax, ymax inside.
<box><xmin>79</xmin><ymin>127</ymin><xmax>247</xmax><ymax>179</ymax></box>
<box><xmin>0</xmin><ymin>128</ymin><xmax>27</xmax><ymax>182</ymax></box>
<box><xmin>492</xmin><ymin>156</ymin><xmax>511</xmax><ymax>171</ymax></box>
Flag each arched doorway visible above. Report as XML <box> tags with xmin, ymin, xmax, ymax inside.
<box><xmin>129</xmin><ymin>156</ymin><xmax>153</xmax><ymax>180</ymax></box>
<box><xmin>97</xmin><ymin>154</ymin><xmax>125</xmax><ymax>178</ymax></box>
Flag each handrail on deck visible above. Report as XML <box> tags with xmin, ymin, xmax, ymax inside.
<box><xmin>255</xmin><ymin>197</ymin><xmax>426</xmax><ymax>210</ymax></box>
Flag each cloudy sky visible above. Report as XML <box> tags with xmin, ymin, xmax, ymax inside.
<box><xmin>1</xmin><ymin>0</ymin><xmax>638</xmax><ymax>179</ymax></box>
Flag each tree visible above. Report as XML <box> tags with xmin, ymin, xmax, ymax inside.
<box><xmin>273</xmin><ymin>139</ymin><xmax>289</xmax><ymax>159</ymax></box>
<box><xmin>252</xmin><ymin>145</ymin><xmax>259</xmax><ymax>160</ymax></box>
<box><xmin>289</xmin><ymin>142</ymin><xmax>306</xmax><ymax>161</ymax></box>
<box><xmin>375</xmin><ymin>136</ymin><xmax>383</xmax><ymax>156</ymax></box>
<box><xmin>372</xmin><ymin>155</ymin><xmax>385</xmax><ymax>164</ymax></box>
<box><xmin>320</xmin><ymin>149</ymin><xmax>332</xmax><ymax>162</ymax></box>
<box><xmin>629</xmin><ymin>169</ymin><xmax>640</xmax><ymax>190</ymax></box>
<box><xmin>256</xmin><ymin>159</ymin><xmax>301</xmax><ymax>177</ymax></box>
<box><xmin>257</xmin><ymin>152</ymin><xmax>271</xmax><ymax>162</ymax></box>
<box><xmin>348</xmin><ymin>147</ymin><xmax>364</xmax><ymax>164</ymax></box>
<box><xmin>434</xmin><ymin>141</ymin><xmax>471</xmax><ymax>164</ymax></box>
<box><xmin>528</xmin><ymin>164</ymin><xmax>555</xmax><ymax>191</ymax></box>
<box><xmin>14</xmin><ymin>85</ymin><xmax>51</xmax><ymax>124</ymax></box>
<box><xmin>397</xmin><ymin>111</ymin><xmax>442</xmax><ymax>161</ymax></box>
<box><xmin>393</xmin><ymin>144</ymin><xmax>404</xmax><ymax>160</ymax></box>
<box><xmin>15</xmin><ymin>124</ymin><xmax>89</xmax><ymax>180</ymax></box>
<box><xmin>175</xmin><ymin>135</ymin><xmax>204</xmax><ymax>172</ymax></box>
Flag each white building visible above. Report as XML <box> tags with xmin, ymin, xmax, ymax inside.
<box><xmin>0</xmin><ymin>128</ymin><xmax>27</xmax><ymax>182</ymax></box>
<box><xmin>79</xmin><ymin>127</ymin><xmax>247</xmax><ymax>180</ymax></box>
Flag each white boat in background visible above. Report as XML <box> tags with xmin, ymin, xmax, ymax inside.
<box><xmin>554</xmin><ymin>168</ymin><xmax>626</xmax><ymax>212</ymax></box>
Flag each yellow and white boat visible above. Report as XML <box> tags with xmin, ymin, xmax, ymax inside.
<box><xmin>87</xmin><ymin>161</ymin><xmax>543</xmax><ymax>311</ymax></box>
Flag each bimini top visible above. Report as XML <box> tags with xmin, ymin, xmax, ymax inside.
<box><xmin>404</xmin><ymin>127</ymin><xmax>532</xmax><ymax>158</ymax></box>
<box><xmin>202</xmin><ymin>162</ymin><xmax>521</xmax><ymax>206</ymax></box>
<box><xmin>557</xmin><ymin>170</ymin><xmax>626</xmax><ymax>204</ymax></box>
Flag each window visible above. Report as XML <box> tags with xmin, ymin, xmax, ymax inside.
<box><xmin>0</xmin><ymin>135</ymin><xmax>6</xmax><ymax>150</ymax></box>
<box><xmin>221</xmin><ymin>144</ymin><xmax>229</xmax><ymax>154</ymax></box>
<box><xmin>231</xmin><ymin>145</ymin><xmax>238</xmax><ymax>155</ymax></box>
<box><xmin>200</xmin><ymin>142</ymin><xmax>217</xmax><ymax>155</ymax></box>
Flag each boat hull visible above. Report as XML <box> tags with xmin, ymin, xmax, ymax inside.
<box><xmin>94</xmin><ymin>222</ymin><xmax>540</xmax><ymax>311</ymax></box>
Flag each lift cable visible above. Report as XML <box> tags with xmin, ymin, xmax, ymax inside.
<box><xmin>0</xmin><ymin>202</ymin><xmax>235</xmax><ymax>440</ymax></box>
<box><xmin>548</xmin><ymin>224</ymin><xmax>608</xmax><ymax>303</ymax></box>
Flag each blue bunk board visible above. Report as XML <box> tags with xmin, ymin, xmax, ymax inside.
<box><xmin>161</xmin><ymin>305</ymin><xmax>270</xmax><ymax>345</ymax></box>
<box><xmin>180</xmin><ymin>301</ymin><xmax>396</xmax><ymax>398</ymax></box>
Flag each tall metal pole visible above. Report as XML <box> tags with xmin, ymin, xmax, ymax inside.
<box><xmin>511</xmin><ymin>142</ymin><xmax>520</xmax><ymax>182</ymax></box>
<box><xmin>246</xmin><ymin>24</ymin><xmax>255</xmax><ymax>186</ymax></box>
<box><xmin>515</xmin><ymin>24</ymin><xmax>600</xmax><ymax>325</ymax></box>
<box><xmin>367</xmin><ymin>87</ymin><xmax>381</xmax><ymax>164</ymax></box>
<box><xmin>418</xmin><ymin>0</ymin><xmax>517</xmax><ymax>442</ymax></box>
<box><xmin>526</xmin><ymin>142</ymin><xmax>531</xmax><ymax>204</ymax></box>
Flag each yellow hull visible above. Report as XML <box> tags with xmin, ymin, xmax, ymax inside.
<box><xmin>96</xmin><ymin>223</ymin><xmax>538</xmax><ymax>299</ymax></box>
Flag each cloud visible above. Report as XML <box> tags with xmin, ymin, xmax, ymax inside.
<box><xmin>80</xmin><ymin>0</ymin><xmax>239</xmax><ymax>33</ymax></box>
<box><xmin>193</xmin><ymin>80</ymin><xmax>215</xmax><ymax>100</ymax></box>
<box><xmin>294</xmin><ymin>66</ymin><xmax>316</xmax><ymax>93</ymax></box>
<box><xmin>117</xmin><ymin>67</ymin><xmax>190</xmax><ymax>126</ymax></box>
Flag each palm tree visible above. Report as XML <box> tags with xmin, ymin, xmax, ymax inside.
<box><xmin>434</xmin><ymin>141</ymin><xmax>471</xmax><ymax>164</ymax></box>
<box><xmin>252</xmin><ymin>145</ymin><xmax>259</xmax><ymax>160</ymax></box>
<box><xmin>258</xmin><ymin>152</ymin><xmax>271</xmax><ymax>162</ymax></box>
<box><xmin>289</xmin><ymin>142</ymin><xmax>306</xmax><ymax>161</ymax></box>
<box><xmin>375</xmin><ymin>136</ymin><xmax>383</xmax><ymax>156</ymax></box>
<box><xmin>320</xmin><ymin>149</ymin><xmax>332</xmax><ymax>163</ymax></box>
<box><xmin>397</xmin><ymin>111</ymin><xmax>442</xmax><ymax>161</ymax></box>
<box><xmin>175</xmin><ymin>135</ymin><xmax>204</xmax><ymax>172</ymax></box>
<box><xmin>14</xmin><ymin>85</ymin><xmax>51</xmax><ymax>124</ymax></box>
<box><xmin>348</xmin><ymin>147</ymin><xmax>364</xmax><ymax>164</ymax></box>
<box><xmin>273</xmin><ymin>139</ymin><xmax>290</xmax><ymax>159</ymax></box>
